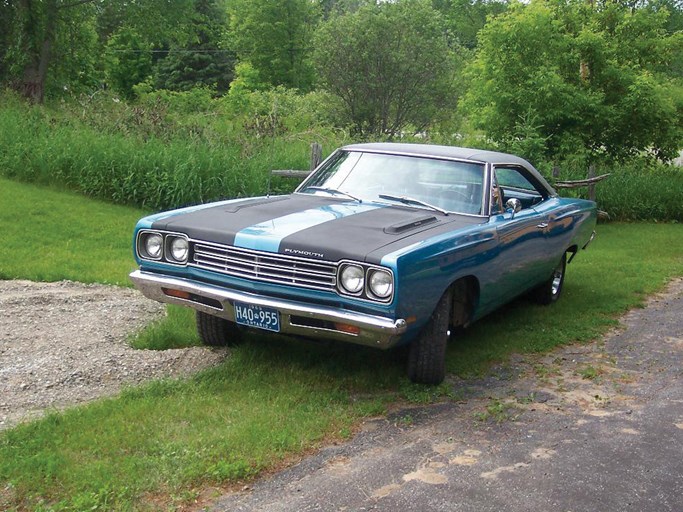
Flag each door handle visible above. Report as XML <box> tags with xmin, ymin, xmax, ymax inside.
<box><xmin>536</xmin><ymin>222</ymin><xmax>548</xmax><ymax>229</ymax></box>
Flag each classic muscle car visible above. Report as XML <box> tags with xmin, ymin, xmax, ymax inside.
<box><xmin>130</xmin><ymin>143</ymin><xmax>597</xmax><ymax>384</ymax></box>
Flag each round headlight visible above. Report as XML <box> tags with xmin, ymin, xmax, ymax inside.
<box><xmin>169</xmin><ymin>237</ymin><xmax>189</xmax><ymax>263</ymax></box>
<box><xmin>144</xmin><ymin>233</ymin><xmax>163</xmax><ymax>259</ymax></box>
<box><xmin>369</xmin><ymin>269</ymin><xmax>393</xmax><ymax>299</ymax></box>
<box><xmin>340</xmin><ymin>264</ymin><xmax>364</xmax><ymax>294</ymax></box>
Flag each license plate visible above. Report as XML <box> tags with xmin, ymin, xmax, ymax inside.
<box><xmin>234</xmin><ymin>302</ymin><xmax>280</xmax><ymax>332</ymax></box>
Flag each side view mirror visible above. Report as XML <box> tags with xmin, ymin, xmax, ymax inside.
<box><xmin>505</xmin><ymin>198</ymin><xmax>522</xmax><ymax>215</ymax></box>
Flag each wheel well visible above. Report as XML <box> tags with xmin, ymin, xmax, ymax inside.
<box><xmin>448</xmin><ymin>276</ymin><xmax>479</xmax><ymax>328</ymax></box>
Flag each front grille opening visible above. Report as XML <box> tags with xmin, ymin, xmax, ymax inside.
<box><xmin>191</xmin><ymin>242</ymin><xmax>338</xmax><ymax>292</ymax></box>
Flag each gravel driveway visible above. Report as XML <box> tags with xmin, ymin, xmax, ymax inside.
<box><xmin>0</xmin><ymin>280</ymin><xmax>228</xmax><ymax>430</ymax></box>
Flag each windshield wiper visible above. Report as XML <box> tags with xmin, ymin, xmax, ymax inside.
<box><xmin>378</xmin><ymin>194</ymin><xmax>449</xmax><ymax>216</ymax></box>
<box><xmin>301</xmin><ymin>186</ymin><xmax>362</xmax><ymax>203</ymax></box>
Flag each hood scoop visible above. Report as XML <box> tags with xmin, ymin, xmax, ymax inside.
<box><xmin>384</xmin><ymin>215</ymin><xmax>438</xmax><ymax>234</ymax></box>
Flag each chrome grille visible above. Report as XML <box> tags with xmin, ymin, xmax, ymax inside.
<box><xmin>191</xmin><ymin>242</ymin><xmax>338</xmax><ymax>291</ymax></box>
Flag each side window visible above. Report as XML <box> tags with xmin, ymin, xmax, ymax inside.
<box><xmin>494</xmin><ymin>166</ymin><xmax>546</xmax><ymax>210</ymax></box>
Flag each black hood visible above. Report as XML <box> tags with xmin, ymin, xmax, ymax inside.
<box><xmin>152</xmin><ymin>194</ymin><xmax>483</xmax><ymax>263</ymax></box>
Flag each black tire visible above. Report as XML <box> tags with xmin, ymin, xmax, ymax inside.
<box><xmin>531</xmin><ymin>252</ymin><xmax>567</xmax><ymax>305</ymax></box>
<box><xmin>407</xmin><ymin>291</ymin><xmax>452</xmax><ymax>385</ymax></box>
<box><xmin>196</xmin><ymin>311</ymin><xmax>242</xmax><ymax>346</ymax></box>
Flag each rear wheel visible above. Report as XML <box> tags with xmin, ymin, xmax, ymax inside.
<box><xmin>531</xmin><ymin>252</ymin><xmax>567</xmax><ymax>305</ymax></box>
<box><xmin>407</xmin><ymin>291</ymin><xmax>452</xmax><ymax>385</ymax></box>
<box><xmin>196</xmin><ymin>311</ymin><xmax>242</xmax><ymax>346</ymax></box>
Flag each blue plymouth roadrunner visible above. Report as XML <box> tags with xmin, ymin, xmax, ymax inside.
<box><xmin>131</xmin><ymin>143</ymin><xmax>597</xmax><ymax>384</ymax></box>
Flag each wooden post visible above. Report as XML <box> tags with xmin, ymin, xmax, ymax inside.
<box><xmin>552</xmin><ymin>164</ymin><xmax>560</xmax><ymax>180</ymax></box>
<box><xmin>310</xmin><ymin>143</ymin><xmax>322</xmax><ymax>171</ymax></box>
<box><xmin>588</xmin><ymin>164</ymin><xmax>596</xmax><ymax>202</ymax></box>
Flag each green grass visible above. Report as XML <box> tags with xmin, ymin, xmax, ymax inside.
<box><xmin>1</xmin><ymin>179</ymin><xmax>682</xmax><ymax>511</ymax></box>
<box><xmin>129</xmin><ymin>306</ymin><xmax>201</xmax><ymax>350</ymax></box>
<box><xmin>0</xmin><ymin>177</ymin><xmax>143</xmax><ymax>285</ymax></box>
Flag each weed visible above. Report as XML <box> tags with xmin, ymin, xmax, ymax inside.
<box><xmin>0</xmin><ymin>91</ymin><xmax>346</xmax><ymax>212</ymax></box>
<box><xmin>395</xmin><ymin>414</ymin><xmax>415</xmax><ymax>427</ymax></box>
<box><xmin>475</xmin><ymin>399</ymin><xmax>521</xmax><ymax>423</ymax></box>
<box><xmin>516</xmin><ymin>393</ymin><xmax>536</xmax><ymax>405</ymax></box>
<box><xmin>577</xmin><ymin>365</ymin><xmax>602</xmax><ymax>381</ymax></box>
<box><xmin>400</xmin><ymin>381</ymin><xmax>457</xmax><ymax>404</ymax></box>
<box><xmin>533</xmin><ymin>364</ymin><xmax>551</xmax><ymax>378</ymax></box>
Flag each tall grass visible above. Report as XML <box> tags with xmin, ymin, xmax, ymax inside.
<box><xmin>0</xmin><ymin>90</ymin><xmax>345</xmax><ymax>211</ymax></box>
<box><xmin>551</xmin><ymin>157</ymin><xmax>683</xmax><ymax>222</ymax></box>
<box><xmin>595</xmin><ymin>165</ymin><xmax>683</xmax><ymax>221</ymax></box>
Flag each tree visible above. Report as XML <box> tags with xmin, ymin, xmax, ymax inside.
<box><xmin>104</xmin><ymin>27</ymin><xmax>153</xmax><ymax>99</ymax></box>
<box><xmin>228</xmin><ymin>0</ymin><xmax>318</xmax><ymax>91</ymax></box>
<box><xmin>154</xmin><ymin>0</ymin><xmax>235</xmax><ymax>93</ymax></box>
<box><xmin>1</xmin><ymin>0</ymin><xmax>97</xmax><ymax>103</ymax></box>
<box><xmin>462</xmin><ymin>0</ymin><xmax>683</xmax><ymax>163</ymax></box>
<box><xmin>432</xmin><ymin>0</ymin><xmax>508</xmax><ymax>49</ymax></box>
<box><xmin>319</xmin><ymin>0</ymin><xmax>375</xmax><ymax>18</ymax></box>
<box><xmin>313</xmin><ymin>0</ymin><xmax>459</xmax><ymax>137</ymax></box>
<box><xmin>0</xmin><ymin>0</ymin><xmax>196</xmax><ymax>103</ymax></box>
<box><xmin>0</xmin><ymin>2</ymin><xmax>17</xmax><ymax>85</ymax></box>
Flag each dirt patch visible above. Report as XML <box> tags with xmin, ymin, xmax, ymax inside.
<box><xmin>0</xmin><ymin>279</ymin><xmax>228</xmax><ymax>430</ymax></box>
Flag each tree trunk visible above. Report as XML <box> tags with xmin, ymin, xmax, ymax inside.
<box><xmin>18</xmin><ymin>0</ymin><xmax>57</xmax><ymax>103</ymax></box>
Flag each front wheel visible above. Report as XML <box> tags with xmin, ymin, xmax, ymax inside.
<box><xmin>531</xmin><ymin>252</ymin><xmax>567</xmax><ymax>305</ymax></box>
<box><xmin>196</xmin><ymin>311</ymin><xmax>242</xmax><ymax>346</ymax></box>
<box><xmin>407</xmin><ymin>291</ymin><xmax>452</xmax><ymax>385</ymax></box>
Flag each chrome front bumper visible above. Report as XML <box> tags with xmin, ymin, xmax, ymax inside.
<box><xmin>130</xmin><ymin>270</ymin><xmax>407</xmax><ymax>349</ymax></box>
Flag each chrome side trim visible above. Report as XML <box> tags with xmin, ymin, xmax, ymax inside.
<box><xmin>130</xmin><ymin>270</ymin><xmax>407</xmax><ymax>349</ymax></box>
<box><xmin>583</xmin><ymin>230</ymin><xmax>597</xmax><ymax>250</ymax></box>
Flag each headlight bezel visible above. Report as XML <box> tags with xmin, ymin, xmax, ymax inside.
<box><xmin>138</xmin><ymin>231</ymin><xmax>164</xmax><ymax>261</ymax></box>
<box><xmin>337</xmin><ymin>260</ymin><xmax>395</xmax><ymax>303</ymax></box>
<box><xmin>166</xmin><ymin>235</ymin><xmax>190</xmax><ymax>264</ymax></box>
<box><xmin>136</xmin><ymin>230</ymin><xmax>191</xmax><ymax>266</ymax></box>
<box><xmin>339</xmin><ymin>263</ymin><xmax>365</xmax><ymax>295</ymax></box>
<box><xmin>367</xmin><ymin>268</ymin><xmax>394</xmax><ymax>300</ymax></box>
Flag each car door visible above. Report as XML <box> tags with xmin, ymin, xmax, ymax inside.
<box><xmin>489</xmin><ymin>165</ymin><xmax>555</xmax><ymax>304</ymax></box>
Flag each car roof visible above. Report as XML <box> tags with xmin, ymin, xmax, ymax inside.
<box><xmin>343</xmin><ymin>142</ymin><xmax>532</xmax><ymax>166</ymax></box>
<box><xmin>342</xmin><ymin>142</ymin><xmax>556</xmax><ymax>196</ymax></box>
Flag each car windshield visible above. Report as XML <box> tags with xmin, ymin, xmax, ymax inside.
<box><xmin>297</xmin><ymin>150</ymin><xmax>485</xmax><ymax>215</ymax></box>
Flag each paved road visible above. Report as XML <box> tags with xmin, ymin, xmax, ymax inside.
<box><xmin>214</xmin><ymin>279</ymin><xmax>683</xmax><ymax>512</ymax></box>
